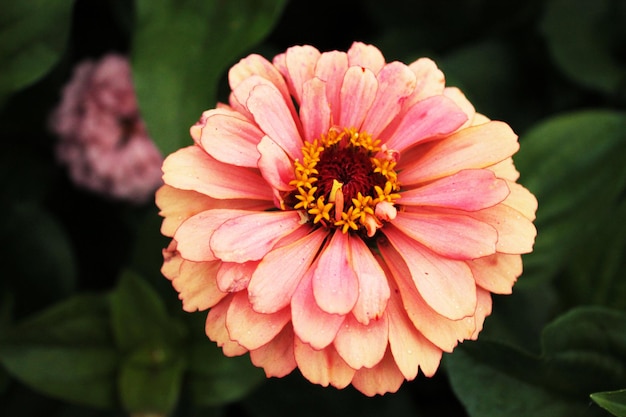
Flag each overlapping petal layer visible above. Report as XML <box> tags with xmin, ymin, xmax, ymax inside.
<box><xmin>157</xmin><ymin>42</ymin><xmax>537</xmax><ymax>396</ymax></box>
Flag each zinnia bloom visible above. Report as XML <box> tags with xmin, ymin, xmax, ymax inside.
<box><xmin>50</xmin><ymin>54</ymin><xmax>163</xmax><ymax>204</ymax></box>
<box><xmin>157</xmin><ymin>42</ymin><xmax>537</xmax><ymax>395</ymax></box>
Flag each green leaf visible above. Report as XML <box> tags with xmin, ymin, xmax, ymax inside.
<box><xmin>541</xmin><ymin>0</ymin><xmax>626</xmax><ymax>94</ymax></box>
<box><xmin>591</xmin><ymin>389</ymin><xmax>626</xmax><ymax>417</ymax></box>
<box><xmin>515</xmin><ymin>110</ymin><xmax>626</xmax><ymax>285</ymax></box>
<box><xmin>447</xmin><ymin>306</ymin><xmax>626</xmax><ymax>417</ymax></box>
<box><xmin>0</xmin><ymin>295</ymin><xmax>119</xmax><ymax>409</ymax></box>
<box><xmin>0</xmin><ymin>0</ymin><xmax>74</xmax><ymax>105</ymax></box>
<box><xmin>132</xmin><ymin>0</ymin><xmax>287</xmax><ymax>156</ymax></box>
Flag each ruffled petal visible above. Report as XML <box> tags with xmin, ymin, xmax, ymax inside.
<box><xmin>338</xmin><ymin>66</ymin><xmax>378</xmax><ymax>130</ymax></box>
<box><xmin>314</xmin><ymin>50</ymin><xmax>349</xmax><ymax>124</ymax></box>
<box><xmin>470</xmin><ymin>287</ymin><xmax>493</xmax><ymax>339</ymax></box>
<box><xmin>248</xmin><ymin>228</ymin><xmax>326</xmax><ymax>314</ymax></box>
<box><xmin>349</xmin><ymin>237</ymin><xmax>390</xmax><ymax>325</ymax></box>
<box><xmin>382</xmin><ymin>225</ymin><xmax>477</xmax><ymax>320</ymax></box>
<box><xmin>399</xmin><ymin>121</ymin><xmax>519</xmax><ymax>185</ymax></box>
<box><xmin>361</xmin><ymin>62</ymin><xmax>417</xmax><ymax>137</ymax></box>
<box><xmin>351</xmin><ymin>349</ymin><xmax>405</xmax><ymax>396</ymax></box>
<box><xmin>250</xmin><ymin>325</ymin><xmax>297</xmax><ymax>378</ymax></box>
<box><xmin>398</xmin><ymin>169</ymin><xmax>510</xmax><ymax>211</ymax></box>
<box><xmin>226</xmin><ymin>291</ymin><xmax>290</xmax><ymax>350</ymax></box>
<box><xmin>294</xmin><ymin>339</ymin><xmax>356</xmax><ymax>389</ymax></box>
<box><xmin>205</xmin><ymin>295</ymin><xmax>248</xmax><ymax>356</ymax></box>
<box><xmin>229</xmin><ymin>53</ymin><xmax>291</xmax><ymax>102</ymax></box>
<box><xmin>162</xmin><ymin>146</ymin><xmax>273</xmax><ymax>200</ymax></box>
<box><xmin>391</xmin><ymin>210</ymin><xmax>498</xmax><ymax>260</ymax></box>
<box><xmin>300</xmin><ymin>77</ymin><xmax>331</xmax><ymax>142</ymax></box>
<box><xmin>291</xmin><ymin>265</ymin><xmax>345</xmax><ymax>350</ymax></box>
<box><xmin>465</xmin><ymin>204</ymin><xmax>537</xmax><ymax>254</ymax></box>
<box><xmin>257</xmin><ymin>135</ymin><xmax>295</xmax><ymax>191</ymax></box>
<box><xmin>334</xmin><ymin>313</ymin><xmax>389</xmax><ymax>370</ymax></box>
<box><xmin>282</xmin><ymin>45</ymin><xmax>321</xmax><ymax>104</ymax></box>
<box><xmin>501</xmin><ymin>181</ymin><xmax>538</xmax><ymax>221</ymax></box>
<box><xmin>210</xmin><ymin>210</ymin><xmax>305</xmax><ymax>263</ymax></box>
<box><xmin>347</xmin><ymin>42</ymin><xmax>385</xmax><ymax>74</ymax></box>
<box><xmin>175</xmin><ymin>259</ymin><xmax>226</xmax><ymax>312</ymax></box>
<box><xmin>313</xmin><ymin>231</ymin><xmax>359</xmax><ymax>315</ymax></box>
<box><xmin>381</xmin><ymin>95</ymin><xmax>468</xmax><ymax>152</ymax></box>
<box><xmin>216</xmin><ymin>260</ymin><xmax>259</xmax><ymax>293</ymax></box>
<box><xmin>468</xmin><ymin>253</ymin><xmax>522</xmax><ymax>294</ymax></box>
<box><xmin>200</xmin><ymin>111</ymin><xmax>264</xmax><ymax>167</ymax></box>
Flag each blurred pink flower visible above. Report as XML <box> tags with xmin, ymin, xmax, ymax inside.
<box><xmin>50</xmin><ymin>54</ymin><xmax>162</xmax><ymax>204</ymax></box>
<box><xmin>157</xmin><ymin>42</ymin><xmax>537</xmax><ymax>395</ymax></box>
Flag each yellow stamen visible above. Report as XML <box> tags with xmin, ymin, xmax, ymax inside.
<box><xmin>308</xmin><ymin>196</ymin><xmax>333</xmax><ymax>224</ymax></box>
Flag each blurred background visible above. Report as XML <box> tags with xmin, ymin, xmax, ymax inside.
<box><xmin>1</xmin><ymin>0</ymin><xmax>626</xmax><ymax>416</ymax></box>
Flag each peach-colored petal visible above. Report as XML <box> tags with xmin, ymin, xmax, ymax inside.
<box><xmin>257</xmin><ymin>135</ymin><xmax>295</xmax><ymax>191</ymax></box>
<box><xmin>205</xmin><ymin>295</ymin><xmax>248</xmax><ymax>356</ymax></box>
<box><xmin>398</xmin><ymin>169</ymin><xmax>510</xmax><ymax>211</ymax></box>
<box><xmin>471</xmin><ymin>287</ymin><xmax>493</xmax><ymax>339</ymax></box>
<box><xmin>216</xmin><ymin>261</ymin><xmax>259</xmax><ymax>293</ymax></box>
<box><xmin>501</xmin><ymin>181</ymin><xmax>538</xmax><ymax>221</ymax></box>
<box><xmin>398</xmin><ymin>121</ymin><xmax>519</xmax><ymax>185</ymax></box>
<box><xmin>175</xmin><ymin>259</ymin><xmax>226</xmax><ymax>312</ymax></box>
<box><xmin>314</xmin><ymin>50</ymin><xmax>349</xmax><ymax>124</ymax></box>
<box><xmin>313</xmin><ymin>231</ymin><xmax>359</xmax><ymax>315</ymax></box>
<box><xmin>406</xmin><ymin>57</ymin><xmax>446</xmax><ymax>103</ymax></box>
<box><xmin>161</xmin><ymin>240</ymin><xmax>182</xmax><ymax>281</ymax></box>
<box><xmin>378</xmin><ymin>238</ymin><xmax>477</xmax><ymax>351</ymax></box>
<box><xmin>248</xmin><ymin>228</ymin><xmax>326</xmax><ymax>314</ymax></box>
<box><xmin>200</xmin><ymin>112</ymin><xmax>264</xmax><ymax>167</ymax></box>
<box><xmin>300</xmin><ymin>78</ymin><xmax>331</xmax><ymax>142</ymax></box>
<box><xmin>175</xmin><ymin>209</ymin><xmax>253</xmax><ymax>262</ymax></box>
<box><xmin>382</xmin><ymin>225</ymin><xmax>477</xmax><ymax>320</ymax></box>
<box><xmin>488</xmin><ymin>157</ymin><xmax>520</xmax><ymax>181</ymax></box>
<box><xmin>468</xmin><ymin>253</ymin><xmax>522</xmax><ymax>294</ymax></box>
<box><xmin>283</xmin><ymin>45</ymin><xmax>321</xmax><ymax>104</ymax></box>
<box><xmin>226</xmin><ymin>291</ymin><xmax>291</xmax><ymax>350</ymax></box>
<box><xmin>347</xmin><ymin>42</ymin><xmax>385</xmax><ymax>74</ymax></box>
<box><xmin>334</xmin><ymin>313</ymin><xmax>389</xmax><ymax>370</ymax></box>
<box><xmin>291</xmin><ymin>262</ymin><xmax>345</xmax><ymax>349</ymax></box>
<box><xmin>443</xmin><ymin>87</ymin><xmax>476</xmax><ymax>128</ymax></box>
<box><xmin>465</xmin><ymin>204</ymin><xmax>537</xmax><ymax>254</ymax></box>
<box><xmin>338</xmin><ymin>66</ymin><xmax>378</xmax><ymax>130</ymax></box>
<box><xmin>351</xmin><ymin>349</ymin><xmax>405</xmax><ymax>396</ymax></box>
<box><xmin>382</xmin><ymin>95</ymin><xmax>468</xmax><ymax>152</ymax></box>
<box><xmin>349</xmin><ymin>237</ymin><xmax>390</xmax><ymax>325</ymax></box>
<box><xmin>250</xmin><ymin>325</ymin><xmax>297</xmax><ymax>378</ymax></box>
<box><xmin>386</xmin><ymin>279</ymin><xmax>442</xmax><ymax>379</ymax></box>
<box><xmin>210</xmin><ymin>210</ymin><xmax>305</xmax><ymax>263</ymax></box>
<box><xmin>162</xmin><ymin>146</ymin><xmax>273</xmax><ymax>200</ymax></box>
<box><xmin>361</xmin><ymin>62</ymin><xmax>417</xmax><ymax>137</ymax></box>
<box><xmin>391</xmin><ymin>210</ymin><xmax>498</xmax><ymax>260</ymax></box>
<box><xmin>247</xmin><ymin>83</ymin><xmax>303</xmax><ymax>161</ymax></box>
<box><xmin>294</xmin><ymin>339</ymin><xmax>356</xmax><ymax>389</ymax></box>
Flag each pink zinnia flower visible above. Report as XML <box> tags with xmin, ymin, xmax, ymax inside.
<box><xmin>50</xmin><ymin>54</ymin><xmax>163</xmax><ymax>204</ymax></box>
<box><xmin>157</xmin><ymin>42</ymin><xmax>537</xmax><ymax>395</ymax></box>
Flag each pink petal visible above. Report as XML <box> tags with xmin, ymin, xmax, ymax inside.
<box><xmin>246</xmin><ymin>83</ymin><xmax>303</xmax><ymax>161</ymax></box>
<box><xmin>175</xmin><ymin>209</ymin><xmax>254</xmax><ymax>262</ymax></box>
<box><xmin>351</xmin><ymin>349</ymin><xmax>405</xmax><ymax>396</ymax></box>
<box><xmin>347</xmin><ymin>42</ymin><xmax>385</xmax><ymax>74</ymax></box>
<box><xmin>392</xmin><ymin>210</ymin><xmax>498</xmax><ymax>260</ymax></box>
<box><xmin>283</xmin><ymin>45</ymin><xmax>321</xmax><ymax>104</ymax></box>
<box><xmin>444</xmin><ymin>87</ymin><xmax>476</xmax><ymax>128</ymax></box>
<box><xmin>300</xmin><ymin>78</ymin><xmax>331</xmax><ymax>142</ymax></box>
<box><xmin>225</xmin><ymin>291</ymin><xmax>290</xmax><ymax>350</ymax></box>
<box><xmin>312</xmin><ymin>231</ymin><xmax>359</xmax><ymax>315</ymax></box>
<box><xmin>333</xmin><ymin>313</ymin><xmax>389</xmax><ymax>369</ymax></box>
<box><xmin>200</xmin><ymin>112</ymin><xmax>264</xmax><ymax>167</ymax></box>
<box><xmin>468</xmin><ymin>253</ymin><xmax>522</xmax><ymax>294</ymax></box>
<box><xmin>257</xmin><ymin>135</ymin><xmax>296</xmax><ymax>191</ymax></box>
<box><xmin>162</xmin><ymin>146</ymin><xmax>273</xmax><ymax>200</ymax></box>
<box><xmin>314</xmin><ymin>51</ymin><xmax>349</xmax><ymax>124</ymax></box>
<box><xmin>465</xmin><ymin>204</ymin><xmax>537</xmax><ymax>254</ymax></box>
<box><xmin>230</xmin><ymin>75</ymin><xmax>275</xmax><ymax>120</ymax></box>
<box><xmin>210</xmin><ymin>210</ymin><xmax>305</xmax><ymax>263</ymax></box>
<box><xmin>378</xmin><ymin>238</ymin><xmax>477</xmax><ymax>351</ymax></box>
<box><xmin>294</xmin><ymin>339</ymin><xmax>356</xmax><ymax>389</ymax></box>
<box><xmin>229</xmin><ymin>53</ymin><xmax>291</xmax><ymax>102</ymax></box>
<box><xmin>386</xmin><ymin>284</ymin><xmax>442</xmax><ymax>379</ymax></box>
<box><xmin>361</xmin><ymin>62</ymin><xmax>417</xmax><ymax>137</ymax></box>
<box><xmin>382</xmin><ymin>95</ymin><xmax>468</xmax><ymax>152</ymax></box>
<box><xmin>216</xmin><ymin>260</ymin><xmax>259</xmax><ymax>293</ymax></box>
<box><xmin>250</xmin><ymin>325</ymin><xmax>297</xmax><ymax>378</ymax></box>
<box><xmin>406</xmin><ymin>58</ymin><xmax>445</xmax><ymax>103</ymax></box>
<box><xmin>382</xmin><ymin>225</ymin><xmax>477</xmax><ymax>320</ymax></box>
<box><xmin>291</xmin><ymin>263</ymin><xmax>345</xmax><ymax>350</ymax></box>
<box><xmin>248</xmin><ymin>228</ymin><xmax>327</xmax><ymax>314</ymax></box>
<box><xmin>398</xmin><ymin>169</ymin><xmax>510</xmax><ymax>211</ymax></box>
<box><xmin>338</xmin><ymin>66</ymin><xmax>378</xmax><ymax>130</ymax></box>
<box><xmin>349</xmin><ymin>237</ymin><xmax>390</xmax><ymax>325</ymax></box>
<box><xmin>174</xmin><ymin>259</ymin><xmax>227</xmax><ymax>312</ymax></box>
<box><xmin>205</xmin><ymin>295</ymin><xmax>248</xmax><ymax>356</ymax></box>
<box><xmin>398</xmin><ymin>121</ymin><xmax>520</xmax><ymax>185</ymax></box>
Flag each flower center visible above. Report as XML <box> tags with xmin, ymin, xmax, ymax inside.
<box><xmin>286</xmin><ymin>127</ymin><xmax>400</xmax><ymax>236</ymax></box>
